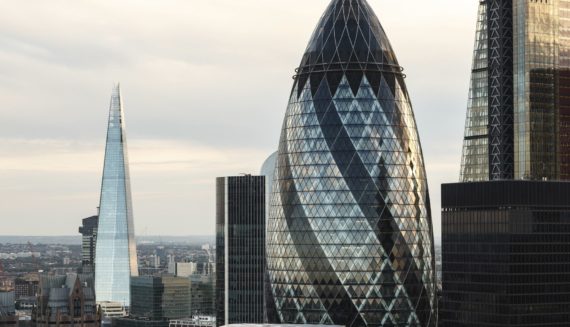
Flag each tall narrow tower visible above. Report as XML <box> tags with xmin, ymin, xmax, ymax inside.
<box><xmin>215</xmin><ymin>175</ymin><xmax>266</xmax><ymax>326</ymax></box>
<box><xmin>266</xmin><ymin>0</ymin><xmax>438</xmax><ymax>325</ymax></box>
<box><xmin>460</xmin><ymin>2</ymin><xmax>489</xmax><ymax>182</ymax></box>
<box><xmin>442</xmin><ymin>1</ymin><xmax>570</xmax><ymax>325</ymax></box>
<box><xmin>94</xmin><ymin>85</ymin><xmax>138</xmax><ymax>306</ymax></box>
<box><xmin>460</xmin><ymin>0</ymin><xmax>570</xmax><ymax>181</ymax></box>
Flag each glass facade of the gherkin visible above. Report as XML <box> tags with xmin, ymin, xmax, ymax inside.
<box><xmin>266</xmin><ymin>0</ymin><xmax>438</xmax><ymax>326</ymax></box>
<box><xmin>94</xmin><ymin>85</ymin><xmax>138</xmax><ymax>306</ymax></box>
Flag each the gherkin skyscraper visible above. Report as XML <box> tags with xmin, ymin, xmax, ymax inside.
<box><xmin>266</xmin><ymin>0</ymin><xmax>438</xmax><ymax>326</ymax></box>
<box><xmin>94</xmin><ymin>85</ymin><xmax>138</xmax><ymax>306</ymax></box>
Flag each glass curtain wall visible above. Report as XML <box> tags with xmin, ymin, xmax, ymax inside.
<box><xmin>94</xmin><ymin>85</ymin><xmax>139</xmax><ymax>306</ymax></box>
<box><xmin>266</xmin><ymin>0</ymin><xmax>438</xmax><ymax>326</ymax></box>
<box><xmin>461</xmin><ymin>2</ymin><xmax>490</xmax><ymax>182</ymax></box>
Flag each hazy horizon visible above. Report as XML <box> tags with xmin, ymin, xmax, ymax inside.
<box><xmin>0</xmin><ymin>235</ymin><xmax>216</xmax><ymax>246</ymax></box>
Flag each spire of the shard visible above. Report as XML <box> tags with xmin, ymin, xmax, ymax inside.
<box><xmin>266</xmin><ymin>0</ymin><xmax>438</xmax><ymax>326</ymax></box>
<box><xmin>94</xmin><ymin>84</ymin><xmax>138</xmax><ymax>306</ymax></box>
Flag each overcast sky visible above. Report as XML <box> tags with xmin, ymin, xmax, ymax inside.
<box><xmin>0</xmin><ymin>1</ymin><xmax>478</xmax><ymax>239</ymax></box>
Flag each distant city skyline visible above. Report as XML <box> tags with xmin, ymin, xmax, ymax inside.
<box><xmin>0</xmin><ymin>1</ymin><xmax>479</xmax><ymax>237</ymax></box>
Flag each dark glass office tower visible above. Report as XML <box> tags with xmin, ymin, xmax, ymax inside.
<box><xmin>130</xmin><ymin>276</ymin><xmax>190</xmax><ymax>320</ymax></box>
<box><xmin>266</xmin><ymin>0</ymin><xmax>438</xmax><ymax>326</ymax></box>
<box><xmin>215</xmin><ymin>175</ymin><xmax>265</xmax><ymax>327</ymax></box>
<box><xmin>114</xmin><ymin>276</ymin><xmax>190</xmax><ymax>327</ymax></box>
<box><xmin>441</xmin><ymin>181</ymin><xmax>570</xmax><ymax>326</ymax></box>
<box><xmin>79</xmin><ymin>215</ymin><xmax>98</xmax><ymax>270</ymax></box>
<box><xmin>94</xmin><ymin>85</ymin><xmax>139</xmax><ymax>306</ymax></box>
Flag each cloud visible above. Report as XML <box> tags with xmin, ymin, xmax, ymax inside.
<box><xmin>0</xmin><ymin>138</ymin><xmax>269</xmax><ymax>235</ymax></box>
<box><xmin>0</xmin><ymin>1</ymin><xmax>479</xmax><ymax>236</ymax></box>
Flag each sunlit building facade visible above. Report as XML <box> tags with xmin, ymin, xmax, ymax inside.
<box><xmin>94</xmin><ymin>85</ymin><xmax>139</xmax><ymax>306</ymax></box>
<box><xmin>444</xmin><ymin>1</ymin><xmax>570</xmax><ymax>326</ymax></box>
<box><xmin>460</xmin><ymin>0</ymin><xmax>570</xmax><ymax>181</ymax></box>
<box><xmin>460</xmin><ymin>2</ymin><xmax>489</xmax><ymax>182</ymax></box>
<box><xmin>266</xmin><ymin>0</ymin><xmax>438</xmax><ymax>326</ymax></box>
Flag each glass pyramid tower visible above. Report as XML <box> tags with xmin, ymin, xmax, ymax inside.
<box><xmin>94</xmin><ymin>85</ymin><xmax>138</xmax><ymax>306</ymax></box>
<box><xmin>266</xmin><ymin>0</ymin><xmax>438</xmax><ymax>326</ymax></box>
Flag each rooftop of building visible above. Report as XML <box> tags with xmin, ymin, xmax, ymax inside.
<box><xmin>442</xmin><ymin>180</ymin><xmax>570</xmax><ymax>208</ymax></box>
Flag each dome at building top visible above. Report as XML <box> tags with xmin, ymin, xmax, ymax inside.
<box><xmin>296</xmin><ymin>0</ymin><xmax>404</xmax><ymax>98</ymax></box>
<box><xmin>302</xmin><ymin>0</ymin><xmax>398</xmax><ymax>66</ymax></box>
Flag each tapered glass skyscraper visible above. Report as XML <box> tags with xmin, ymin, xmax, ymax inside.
<box><xmin>460</xmin><ymin>2</ymin><xmax>489</xmax><ymax>182</ymax></box>
<box><xmin>94</xmin><ymin>85</ymin><xmax>138</xmax><ymax>306</ymax></box>
<box><xmin>266</xmin><ymin>0</ymin><xmax>438</xmax><ymax>326</ymax></box>
<box><xmin>460</xmin><ymin>0</ymin><xmax>570</xmax><ymax>182</ymax></box>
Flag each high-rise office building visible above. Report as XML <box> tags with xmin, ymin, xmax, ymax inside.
<box><xmin>441</xmin><ymin>181</ymin><xmax>570</xmax><ymax>326</ymax></box>
<box><xmin>460</xmin><ymin>0</ymin><xmax>570</xmax><ymax>182</ymax></box>
<box><xmin>442</xmin><ymin>2</ymin><xmax>570</xmax><ymax>326</ymax></box>
<box><xmin>215</xmin><ymin>176</ymin><xmax>265</xmax><ymax>327</ymax></box>
<box><xmin>79</xmin><ymin>215</ymin><xmax>98</xmax><ymax>270</ymax></box>
<box><xmin>265</xmin><ymin>0</ymin><xmax>438</xmax><ymax>325</ymax></box>
<box><xmin>94</xmin><ymin>85</ymin><xmax>139</xmax><ymax>306</ymax></box>
<box><xmin>131</xmin><ymin>276</ymin><xmax>190</xmax><ymax>320</ymax></box>
<box><xmin>114</xmin><ymin>276</ymin><xmax>190</xmax><ymax>327</ymax></box>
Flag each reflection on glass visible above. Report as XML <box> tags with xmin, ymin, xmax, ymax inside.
<box><xmin>94</xmin><ymin>85</ymin><xmax>138</xmax><ymax>306</ymax></box>
<box><xmin>461</xmin><ymin>2</ymin><xmax>489</xmax><ymax>182</ymax></box>
<box><xmin>266</xmin><ymin>0</ymin><xmax>437</xmax><ymax>326</ymax></box>
<box><xmin>461</xmin><ymin>1</ymin><xmax>570</xmax><ymax>181</ymax></box>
